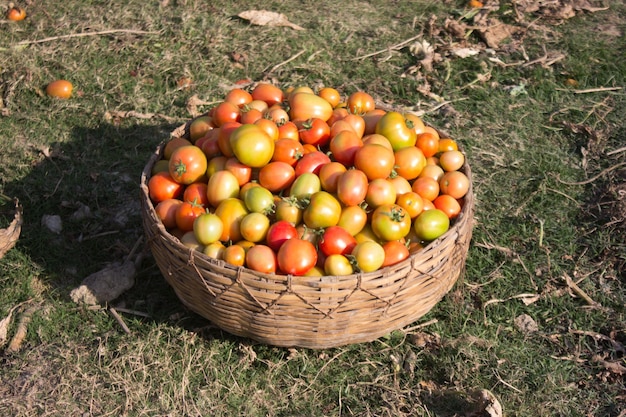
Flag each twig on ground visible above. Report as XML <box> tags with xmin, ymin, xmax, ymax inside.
<box><xmin>556</xmin><ymin>162</ymin><xmax>626</xmax><ymax>186</ymax></box>
<box><xmin>606</xmin><ymin>146</ymin><xmax>626</xmax><ymax>156</ymax></box>
<box><xmin>104</xmin><ymin>110</ymin><xmax>180</xmax><ymax>123</ymax></box>
<box><xmin>6</xmin><ymin>304</ymin><xmax>38</xmax><ymax>354</ymax></box>
<box><xmin>109</xmin><ymin>307</ymin><xmax>131</xmax><ymax>334</ymax></box>
<box><xmin>555</xmin><ymin>86</ymin><xmax>623</xmax><ymax>94</ymax></box>
<box><xmin>16</xmin><ymin>29</ymin><xmax>160</xmax><ymax>46</ymax></box>
<box><xmin>562</xmin><ymin>273</ymin><xmax>599</xmax><ymax>307</ymax></box>
<box><xmin>352</xmin><ymin>34</ymin><xmax>423</xmax><ymax>60</ymax></box>
<box><xmin>262</xmin><ymin>49</ymin><xmax>306</xmax><ymax>77</ymax></box>
<box><xmin>401</xmin><ymin>319</ymin><xmax>438</xmax><ymax>333</ymax></box>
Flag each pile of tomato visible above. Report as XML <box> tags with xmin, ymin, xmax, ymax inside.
<box><xmin>147</xmin><ymin>83</ymin><xmax>470</xmax><ymax>276</ymax></box>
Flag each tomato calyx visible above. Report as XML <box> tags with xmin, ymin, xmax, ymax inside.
<box><xmin>383</xmin><ymin>206</ymin><xmax>407</xmax><ymax>223</ymax></box>
<box><xmin>172</xmin><ymin>159</ymin><xmax>188</xmax><ymax>177</ymax></box>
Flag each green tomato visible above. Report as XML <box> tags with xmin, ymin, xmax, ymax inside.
<box><xmin>413</xmin><ymin>209</ymin><xmax>450</xmax><ymax>241</ymax></box>
<box><xmin>193</xmin><ymin>212</ymin><xmax>224</xmax><ymax>246</ymax></box>
<box><xmin>375</xmin><ymin>111</ymin><xmax>417</xmax><ymax>151</ymax></box>
<box><xmin>303</xmin><ymin>191</ymin><xmax>342</xmax><ymax>229</ymax></box>
<box><xmin>351</xmin><ymin>241</ymin><xmax>385</xmax><ymax>273</ymax></box>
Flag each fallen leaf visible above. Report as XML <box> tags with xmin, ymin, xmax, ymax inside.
<box><xmin>0</xmin><ymin>198</ymin><xmax>22</xmax><ymax>259</ymax></box>
<box><xmin>238</xmin><ymin>10</ymin><xmax>304</xmax><ymax>30</ymax></box>
<box><xmin>514</xmin><ymin>313</ymin><xmax>539</xmax><ymax>333</ymax></box>
<box><xmin>474</xmin><ymin>12</ymin><xmax>520</xmax><ymax>48</ymax></box>
<box><xmin>451</xmin><ymin>47</ymin><xmax>480</xmax><ymax>58</ymax></box>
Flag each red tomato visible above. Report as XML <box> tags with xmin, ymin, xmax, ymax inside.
<box><xmin>303</xmin><ymin>191</ymin><xmax>342</xmax><ymax>229</ymax></box>
<box><xmin>224</xmin><ymin>88</ymin><xmax>253</xmax><ymax>107</ymax></box>
<box><xmin>164</xmin><ymin>137</ymin><xmax>193</xmax><ymax>160</ymax></box>
<box><xmin>188</xmin><ymin>116</ymin><xmax>216</xmax><ymax>143</ymax></box>
<box><xmin>294</xmin><ymin>151</ymin><xmax>331</xmax><ymax>177</ymax></box>
<box><xmin>319</xmin><ymin>226</ymin><xmax>357</xmax><ymax>256</ymax></box>
<box><xmin>353</xmin><ymin>143</ymin><xmax>395</xmax><ymax>180</ymax></box>
<box><xmin>362</xmin><ymin>109</ymin><xmax>387</xmax><ymax>135</ymax></box>
<box><xmin>439</xmin><ymin>171</ymin><xmax>470</xmax><ymax>199</ymax></box>
<box><xmin>296</xmin><ymin>118</ymin><xmax>331</xmax><ymax>146</ymax></box>
<box><xmin>319</xmin><ymin>162</ymin><xmax>347</xmax><ymax>193</ymax></box>
<box><xmin>365</xmin><ymin>178</ymin><xmax>397</xmax><ymax>209</ymax></box>
<box><xmin>381</xmin><ymin>240</ymin><xmax>410</xmax><ymax>267</ymax></box>
<box><xmin>148</xmin><ymin>171</ymin><xmax>184</xmax><ymax>203</ymax></box>
<box><xmin>393</xmin><ymin>146</ymin><xmax>426</xmax><ymax>180</ymax></box>
<box><xmin>214</xmin><ymin>198</ymin><xmax>249</xmax><ymax>242</ymax></box>
<box><xmin>251</xmin><ymin>83</ymin><xmax>284</xmax><ymax>106</ymax></box>
<box><xmin>433</xmin><ymin>194</ymin><xmax>462</xmax><ymax>219</ymax></box>
<box><xmin>416</xmin><ymin>132</ymin><xmax>439</xmax><ymax>158</ymax></box>
<box><xmin>175</xmin><ymin>201</ymin><xmax>206</xmax><ymax>232</ymax></box>
<box><xmin>346</xmin><ymin>91</ymin><xmax>376</xmax><ymax>114</ymax></box>
<box><xmin>375</xmin><ymin>111</ymin><xmax>417</xmax><ymax>151</ymax></box>
<box><xmin>258</xmin><ymin>161</ymin><xmax>296</xmax><ymax>193</ymax></box>
<box><xmin>329</xmin><ymin>130</ymin><xmax>363</xmax><ymax>166</ymax></box>
<box><xmin>277</xmin><ymin>238</ymin><xmax>318</xmax><ymax>275</ymax></box>
<box><xmin>155</xmin><ymin>198</ymin><xmax>184</xmax><ymax>229</ymax></box>
<box><xmin>277</xmin><ymin>121</ymin><xmax>300</xmax><ymax>140</ymax></box>
<box><xmin>224</xmin><ymin>157</ymin><xmax>252</xmax><ymax>186</ymax></box>
<box><xmin>246</xmin><ymin>245</ymin><xmax>277</xmax><ymax>274</ymax></box>
<box><xmin>265</xmin><ymin>106</ymin><xmax>290</xmax><ymax>125</ymax></box>
<box><xmin>289</xmin><ymin>93</ymin><xmax>333</xmax><ymax>122</ymax></box>
<box><xmin>272</xmin><ymin>138</ymin><xmax>304</xmax><ymax>166</ymax></box>
<box><xmin>212</xmin><ymin>101</ymin><xmax>240</xmax><ymax>126</ymax></box>
<box><xmin>168</xmin><ymin>145</ymin><xmax>208</xmax><ymax>185</ymax></box>
<box><xmin>183</xmin><ymin>182</ymin><xmax>210</xmax><ymax>207</ymax></box>
<box><xmin>217</xmin><ymin>121</ymin><xmax>242</xmax><ymax>157</ymax></box>
<box><xmin>336</xmin><ymin>169</ymin><xmax>368</xmax><ymax>206</ymax></box>
<box><xmin>240</xmin><ymin>107</ymin><xmax>263</xmax><ymax>124</ymax></box>
<box><xmin>371</xmin><ymin>204</ymin><xmax>412</xmax><ymax>241</ymax></box>
<box><xmin>229</xmin><ymin>124</ymin><xmax>274</xmax><ymax>168</ymax></box>
<box><xmin>342</xmin><ymin>114</ymin><xmax>366</xmax><ymax>138</ymax></box>
<box><xmin>396</xmin><ymin>192</ymin><xmax>424</xmax><ymax>219</ymax></box>
<box><xmin>198</xmin><ymin>131</ymin><xmax>221</xmax><ymax>159</ymax></box>
<box><xmin>404</xmin><ymin>113</ymin><xmax>426</xmax><ymax>136</ymax></box>
<box><xmin>265</xmin><ymin>220</ymin><xmax>298</xmax><ymax>252</ymax></box>
<box><xmin>45</xmin><ymin>80</ymin><xmax>73</xmax><ymax>99</ymax></box>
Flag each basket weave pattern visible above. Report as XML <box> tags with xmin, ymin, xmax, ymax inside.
<box><xmin>140</xmin><ymin>128</ymin><xmax>473</xmax><ymax>349</ymax></box>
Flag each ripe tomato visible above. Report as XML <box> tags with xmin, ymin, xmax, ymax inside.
<box><xmin>206</xmin><ymin>170</ymin><xmax>240</xmax><ymax>208</ymax></box>
<box><xmin>239</xmin><ymin>212</ymin><xmax>271</xmax><ymax>242</ymax></box>
<box><xmin>404</xmin><ymin>113</ymin><xmax>426</xmax><ymax>135</ymax></box>
<box><xmin>274</xmin><ymin>197</ymin><xmax>303</xmax><ymax>225</ymax></box>
<box><xmin>318</xmin><ymin>162</ymin><xmax>347</xmax><ymax>193</ymax></box>
<box><xmin>7</xmin><ymin>6</ymin><xmax>26</xmax><ymax>21</ymax></box>
<box><xmin>224</xmin><ymin>157</ymin><xmax>252</xmax><ymax>186</ymax></box>
<box><xmin>337</xmin><ymin>205</ymin><xmax>368</xmax><ymax>236</ymax></box>
<box><xmin>416</xmin><ymin>132</ymin><xmax>439</xmax><ymax>158</ymax></box>
<box><xmin>258</xmin><ymin>161</ymin><xmax>295</xmax><ymax>193</ymax></box>
<box><xmin>327</xmin><ymin>108</ymin><xmax>350</xmax><ymax>126</ymax></box>
<box><xmin>396</xmin><ymin>192</ymin><xmax>424</xmax><ymax>219</ymax></box>
<box><xmin>224</xmin><ymin>88</ymin><xmax>253</xmax><ymax>107</ymax></box>
<box><xmin>243</xmin><ymin>185</ymin><xmax>275</xmax><ymax>214</ymax></box>
<box><xmin>206</xmin><ymin>155</ymin><xmax>228</xmax><ymax>178</ymax></box>
<box><xmin>246</xmin><ymin>245</ymin><xmax>277</xmax><ymax>274</ymax></box>
<box><xmin>199</xmin><ymin>131</ymin><xmax>221</xmax><ymax>158</ymax></box>
<box><xmin>362</xmin><ymin>109</ymin><xmax>387</xmax><ymax>135</ymax></box>
<box><xmin>229</xmin><ymin>124</ymin><xmax>274</xmax><ymax>168</ymax></box>
<box><xmin>342</xmin><ymin>114</ymin><xmax>366</xmax><ymax>138</ymax></box>
<box><xmin>318</xmin><ymin>87</ymin><xmax>341</xmax><ymax>108</ymax></box>
<box><xmin>381</xmin><ymin>240</ymin><xmax>410</xmax><ymax>267</ymax></box>
<box><xmin>148</xmin><ymin>171</ymin><xmax>184</xmax><ymax>203</ymax></box>
<box><xmin>330</xmin><ymin>130</ymin><xmax>363</xmax><ymax>166</ymax></box>
<box><xmin>183</xmin><ymin>182</ymin><xmax>210</xmax><ymax>207</ymax></box>
<box><xmin>217</xmin><ymin>121</ymin><xmax>241</xmax><ymax>157</ymax></box>
<box><xmin>351</xmin><ymin>241</ymin><xmax>385</xmax><ymax>273</ymax></box>
<box><xmin>277</xmin><ymin>238</ymin><xmax>317</xmax><ymax>275</ymax></box>
<box><xmin>251</xmin><ymin>83</ymin><xmax>284</xmax><ymax>106</ymax></box>
<box><xmin>289</xmin><ymin>172</ymin><xmax>321</xmax><ymax>199</ymax></box>
<box><xmin>289</xmin><ymin>92</ymin><xmax>334</xmax><ymax>122</ymax></box>
<box><xmin>45</xmin><ymin>80</ymin><xmax>73</xmax><ymax>99</ymax></box>
<box><xmin>214</xmin><ymin>198</ymin><xmax>249</xmax><ymax>242</ymax></box>
<box><xmin>164</xmin><ymin>137</ymin><xmax>193</xmax><ymax>160</ymax></box>
<box><xmin>303</xmin><ymin>191</ymin><xmax>342</xmax><ymax>229</ymax></box>
<box><xmin>169</xmin><ymin>146</ymin><xmax>208</xmax><ymax>185</ymax></box>
<box><xmin>296</xmin><ymin>118</ymin><xmax>331</xmax><ymax>146</ymax></box>
<box><xmin>329</xmin><ymin>120</ymin><xmax>356</xmax><ymax>137</ymax></box>
<box><xmin>319</xmin><ymin>226</ymin><xmax>357</xmax><ymax>256</ymax></box>
<box><xmin>265</xmin><ymin>106</ymin><xmax>290</xmax><ymax>125</ymax></box>
<box><xmin>212</xmin><ymin>101</ymin><xmax>241</xmax><ymax>126</ymax></box>
<box><xmin>393</xmin><ymin>146</ymin><xmax>426</xmax><ymax>180</ymax></box>
<box><xmin>346</xmin><ymin>91</ymin><xmax>376</xmax><ymax>114</ymax></box>
<box><xmin>189</xmin><ymin>116</ymin><xmax>215</xmax><ymax>143</ymax></box>
<box><xmin>433</xmin><ymin>194</ymin><xmax>462</xmax><ymax>219</ymax></box>
<box><xmin>294</xmin><ymin>151</ymin><xmax>331</xmax><ymax>177</ymax></box>
<box><xmin>272</xmin><ymin>138</ymin><xmax>304</xmax><ymax>166</ymax></box>
<box><xmin>193</xmin><ymin>212</ymin><xmax>224</xmax><ymax>245</ymax></box>
<box><xmin>223</xmin><ymin>244</ymin><xmax>246</xmax><ymax>266</ymax></box>
<box><xmin>365</xmin><ymin>178</ymin><xmax>397</xmax><ymax>209</ymax></box>
<box><xmin>371</xmin><ymin>204</ymin><xmax>411</xmax><ymax>241</ymax></box>
<box><xmin>277</xmin><ymin>121</ymin><xmax>299</xmax><ymax>140</ymax></box>
<box><xmin>240</xmin><ymin>107</ymin><xmax>263</xmax><ymax>124</ymax></box>
<box><xmin>265</xmin><ymin>220</ymin><xmax>298</xmax><ymax>252</ymax></box>
<box><xmin>413</xmin><ymin>209</ymin><xmax>450</xmax><ymax>241</ymax></box>
<box><xmin>438</xmin><ymin>150</ymin><xmax>465</xmax><ymax>172</ymax></box>
<box><xmin>388</xmin><ymin>176</ymin><xmax>413</xmax><ymax>196</ymax></box>
<box><xmin>354</xmin><ymin>143</ymin><xmax>395</xmax><ymax>180</ymax></box>
<box><xmin>419</xmin><ymin>164</ymin><xmax>445</xmax><ymax>182</ymax></box>
<box><xmin>362</xmin><ymin>133</ymin><xmax>393</xmax><ymax>150</ymax></box>
<box><xmin>336</xmin><ymin>169</ymin><xmax>368</xmax><ymax>207</ymax></box>
<box><xmin>254</xmin><ymin>118</ymin><xmax>280</xmax><ymax>142</ymax></box>
<box><xmin>175</xmin><ymin>201</ymin><xmax>206</xmax><ymax>232</ymax></box>
<box><xmin>412</xmin><ymin>177</ymin><xmax>440</xmax><ymax>202</ymax></box>
<box><xmin>155</xmin><ymin>198</ymin><xmax>184</xmax><ymax>229</ymax></box>
<box><xmin>439</xmin><ymin>171</ymin><xmax>470</xmax><ymax>199</ymax></box>
<box><xmin>438</xmin><ymin>138</ymin><xmax>458</xmax><ymax>153</ymax></box>
<box><xmin>324</xmin><ymin>254</ymin><xmax>354</xmax><ymax>276</ymax></box>
<box><xmin>375</xmin><ymin>111</ymin><xmax>417</xmax><ymax>151</ymax></box>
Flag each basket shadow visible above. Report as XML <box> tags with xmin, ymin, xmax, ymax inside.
<box><xmin>1</xmin><ymin>120</ymin><xmax>206</xmax><ymax>324</ymax></box>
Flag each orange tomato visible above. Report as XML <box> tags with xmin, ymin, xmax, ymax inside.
<box><xmin>412</xmin><ymin>177</ymin><xmax>440</xmax><ymax>202</ymax></box>
<box><xmin>318</xmin><ymin>87</ymin><xmax>341</xmax><ymax>108</ymax></box>
<box><xmin>433</xmin><ymin>194</ymin><xmax>462</xmax><ymax>219</ymax></box>
<box><xmin>439</xmin><ymin>171</ymin><xmax>470</xmax><ymax>199</ymax></box>
<box><xmin>416</xmin><ymin>132</ymin><xmax>440</xmax><ymax>158</ymax></box>
<box><xmin>438</xmin><ymin>138</ymin><xmax>458</xmax><ymax>153</ymax></box>
<box><xmin>438</xmin><ymin>150</ymin><xmax>465</xmax><ymax>172</ymax></box>
<box><xmin>45</xmin><ymin>80</ymin><xmax>73</xmax><ymax>99</ymax></box>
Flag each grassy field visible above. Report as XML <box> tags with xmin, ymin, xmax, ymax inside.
<box><xmin>1</xmin><ymin>1</ymin><xmax>624</xmax><ymax>416</ymax></box>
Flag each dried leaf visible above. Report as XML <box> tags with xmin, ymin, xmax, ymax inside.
<box><xmin>514</xmin><ymin>313</ymin><xmax>539</xmax><ymax>333</ymax></box>
<box><xmin>0</xmin><ymin>307</ymin><xmax>16</xmax><ymax>347</ymax></box>
<box><xmin>238</xmin><ymin>10</ymin><xmax>304</xmax><ymax>31</ymax></box>
<box><xmin>0</xmin><ymin>198</ymin><xmax>22</xmax><ymax>259</ymax></box>
<box><xmin>451</xmin><ymin>47</ymin><xmax>480</xmax><ymax>58</ymax></box>
<box><xmin>70</xmin><ymin>260</ymin><xmax>137</xmax><ymax>305</ymax></box>
<box><xmin>472</xmin><ymin>389</ymin><xmax>504</xmax><ymax>417</ymax></box>
<box><xmin>474</xmin><ymin>12</ymin><xmax>520</xmax><ymax>48</ymax></box>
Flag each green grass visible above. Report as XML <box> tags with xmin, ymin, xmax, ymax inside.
<box><xmin>1</xmin><ymin>1</ymin><xmax>625</xmax><ymax>416</ymax></box>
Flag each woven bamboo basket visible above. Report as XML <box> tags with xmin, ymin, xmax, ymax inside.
<box><xmin>140</xmin><ymin>120</ymin><xmax>474</xmax><ymax>349</ymax></box>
